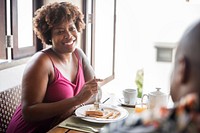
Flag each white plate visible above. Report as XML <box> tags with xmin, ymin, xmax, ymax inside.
<box><xmin>75</xmin><ymin>104</ymin><xmax>129</xmax><ymax>123</ymax></box>
<box><xmin>118</xmin><ymin>98</ymin><xmax>136</xmax><ymax>107</ymax></box>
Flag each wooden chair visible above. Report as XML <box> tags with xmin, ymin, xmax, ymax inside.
<box><xmin>0</xmin><ymin>85</ymin><xmax>21</xmax><ymax>133</ymax></box>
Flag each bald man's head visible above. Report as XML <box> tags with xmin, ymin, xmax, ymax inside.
<box><xmin>170</xmin><ymin>20</ymin><xmax>200</xmax><ymax>103</ymax></box>
<box><xmin>177</xmin><ymin>21</ymin><xmax>200</xmax><ymax>66</ymax></box>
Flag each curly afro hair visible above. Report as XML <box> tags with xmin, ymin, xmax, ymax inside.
<box><xmin>33</xmin><ymin>2</ymin><xmax>85</xmax><ymax>45</ymax></box>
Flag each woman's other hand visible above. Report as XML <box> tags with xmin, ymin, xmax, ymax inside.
<box><xmin>76</xmin><ymin>77</ymin><xmax>103</xmax><ymax>103</ymax></box>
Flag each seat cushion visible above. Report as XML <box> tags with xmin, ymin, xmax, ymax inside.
<box><xmin>0</xmin><ymin>85</ymin><xmax>21</xmax><ymax>133</ymax></box>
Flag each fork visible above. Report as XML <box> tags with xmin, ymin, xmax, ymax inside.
<box><xmin>93</xmin><ymin>82</ymin><xmax>101</xmax><ymax>110</ymax></box>
<box><xmin>94</xmin><ymin>92</ymin><xmax>100</xmax><ymax>110</ymax></box>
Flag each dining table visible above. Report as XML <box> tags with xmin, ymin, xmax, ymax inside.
<box><xmin>47</xmin><ymin>93</ymin><xmax>137</xmax><ymax>133</ymax></box>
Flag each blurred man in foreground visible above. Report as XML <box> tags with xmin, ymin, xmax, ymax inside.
<box><xmin>101</xmin><ymin>20</ymin><xmax>200</xmax><ymax>133</ymax></box>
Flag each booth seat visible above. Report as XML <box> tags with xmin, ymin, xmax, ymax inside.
<box><xmin>0</xmin><ymin>85</ymin><xmax>21</xmax><ymax>133</ymax></box>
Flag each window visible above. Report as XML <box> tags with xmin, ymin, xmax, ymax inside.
<box><xmin>0</xmin><ymin>0</ymin><xmax>43</xmax><ymax>63</ymax></box>
<box><xmin>12</xmin><ymin>0</ymin><xmax>43</xmax><ymax>59</ymax></box>
<box><xmin>84</xmin><ymin>0</ymin><xmax>116</xmax><ymax>86</ymax></box>
<box><xmin>11</xmin><ymin>0</ymin><xmax>35</xmax><ymax>59</ymax></box>
<box><xmin>93</xmin><ymin>0</ymin><xmax>116</xmax><ymax>85</ymax></box>
<box><xmin>0</xmin><ymin>0</ymin><xmax>6</xmax><ymax>61</ymax></box>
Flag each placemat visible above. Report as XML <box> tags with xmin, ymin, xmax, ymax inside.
<box><xmin>58</xmin><ymin>116</ymin><xmax>106</xmax><ymax>133</ymax></box>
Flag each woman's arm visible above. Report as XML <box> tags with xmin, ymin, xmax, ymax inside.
<box><xmin>76</xmin><ymin>48</ymin><xmax>95</xmax><ymax>81</ymax></box>
<box><xmin>76</xmin><ymin>48</ymin><xmax>102</xmax><ymax>104</ymax></box>
<box><xmin>21</xmin><ymin>52</ymin><xmax>97</xmax><ymax>122</ymax></box>
<box><xmin>21</xmin><ymin>52</ymin><xmax>79</xmax><ymax>122</ymax></box>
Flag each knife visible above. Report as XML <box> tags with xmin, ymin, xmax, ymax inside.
<box><xmin>64</xmin><ymin>123</ymin><xmax>100</xmax><ymax>133</ymax></box>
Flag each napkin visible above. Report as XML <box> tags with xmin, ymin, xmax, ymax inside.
<box><xmin>58</xmin><ymin>116</ymin><xmax>106</xmax><ymax>133</ymax></box>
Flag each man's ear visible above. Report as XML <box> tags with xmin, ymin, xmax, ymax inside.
<box><xmin>177</xmin><ymin>56</ymin><xmax>189</xmax><ymax>84</ymax></box>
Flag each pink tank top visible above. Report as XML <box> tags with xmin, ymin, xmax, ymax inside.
<box><xmin>6</xmin><ymin>49</ymin><xmax>86</xmax><ymax>133</ymax></box>
<box><xmin>43</xmin><ymin>49</ymin><xmax>86</xmax><ymax>102</ymax></box>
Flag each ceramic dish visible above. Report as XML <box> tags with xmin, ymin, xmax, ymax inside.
<box><xmin>118</xmin><ymin>98</ymin><xmax>136</xmax><ymax>107</ymax></box>
<box><xmin>75</xmin><ymin>104</ymin><xmax>128</xmax><ymax>123</ymax></box>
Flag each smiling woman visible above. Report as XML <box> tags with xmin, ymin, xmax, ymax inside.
<box><xmin>6</xmin><ymin>2</ymin><xmax>102</xmax><ymax>133</ymax></box>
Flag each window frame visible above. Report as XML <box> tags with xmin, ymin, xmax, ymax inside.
<box><xmin>0</xmin><ymin>0</ymin><xmax>43</xmax><ymax>70</ymax></box>
<box><xmin>83</xmin><ymin>0</ymin><xmax>116</xmax><ymax>86</ymax></box>
<box><xmin>0</xmin><ymin>0</ymin><xmax>6</xmax><ymax>59</ymax></box>
<box><xmin>92</xmin><ymin>0</ymin><xmax>116</xmax><ymax>85</ymax></box>
<box><xmin>11</xmin><ymin>0</ymin><xmax>42</xmax><ymax>59</ymax></box>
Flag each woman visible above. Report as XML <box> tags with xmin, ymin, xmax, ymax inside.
<box><xmin>7</xmin><ymin>2</ymin><xmax>102</xmax><ymax>133</ymax></box>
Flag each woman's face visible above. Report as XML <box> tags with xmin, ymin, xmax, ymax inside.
<box><xmin>51</xmin><ymin>20</ymin><xmax>78</xmax><ymax>53</ymax></box>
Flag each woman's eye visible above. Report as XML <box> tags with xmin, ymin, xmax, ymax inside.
<box><xmin>57</xmin><ymin>30</ymin><xmax>65</xmax><ymax>34</ymax></box>
<box><xmin>69</xmin><ymin>27</ymin><xmax>76</xmax><ymax>31</ymax></box>
<box><xmin>53</xmin><ymin>29</ymin><xmax>65</xmax><ymax>35</ymax></box>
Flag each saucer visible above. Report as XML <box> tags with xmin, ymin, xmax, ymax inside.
<box><xmin>118</xmin><ymin>98</ymin><xmax>136</xmax><ymax>107</ymax></box>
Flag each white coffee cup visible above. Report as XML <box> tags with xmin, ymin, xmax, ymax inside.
<box><xmin>123</xmin><ymin>89</ymin><xmax>137</xmax><ymax>105</ymax></box>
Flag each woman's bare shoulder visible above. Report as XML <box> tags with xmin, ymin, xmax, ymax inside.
<box><xmin>75</xmin><ymin>47</ymin><xmax>86</xmax><ymax>58</ymax></box>
<box><xmin>24</xmin><ymin>50</ymin><xmax>52</xmax><ymax>74</ymax></box>
<box><xmin>75</xmin><ymin>47</ymin><xmax>89</xmax><ymax>64</ymax></box>
<box><xmin>29</xmin><ymin>51</ymin><xmax>49</xmax><ymax>64</ymax></box>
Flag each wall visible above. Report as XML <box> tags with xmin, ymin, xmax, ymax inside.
<box><xmin>0</xmin><ymin>64</ymin><xmax>26</xmax><ymax>92</ymax></box>
<box><xmin>104</xmin><ymin>0</ymin><xmax>200</xmax><ymax>97</ymax></box>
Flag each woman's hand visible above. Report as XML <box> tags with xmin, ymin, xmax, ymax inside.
<box><xmin>76</xmin><ymin>77</ymin><xmax>103</xmax><ymax>104</ymax></box>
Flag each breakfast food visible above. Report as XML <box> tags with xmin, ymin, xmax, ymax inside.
<box><xmin>85</xmin><ymin>110</ymin><xmax>104</xmax><ymax>117</ymax></box>
<box><xmin>85</xmin><ymin>108</ymin><xmax>120</xmax><ymax>119</ymax></box>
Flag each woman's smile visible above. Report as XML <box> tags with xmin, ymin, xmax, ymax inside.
<box><xmin>63</xmin><ymin>37</ymin><xmax>76</xmax><ymax>46</ymax></box>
